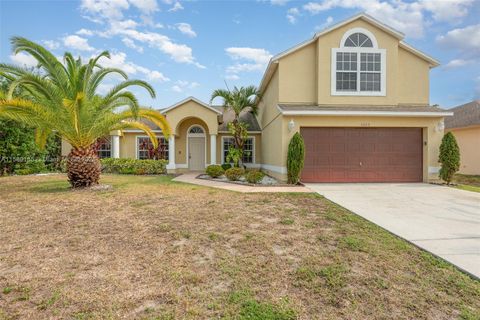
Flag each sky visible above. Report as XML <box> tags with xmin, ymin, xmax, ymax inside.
<box><xmin>1</xmin><ymin>0</ymin><xmax>479</xmax><ymax>109</ymax></box>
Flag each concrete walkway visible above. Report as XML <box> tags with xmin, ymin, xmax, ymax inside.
<box><xmin>306</xmin><ymin>183</ymin><xmax>480</xmax><ymax>278</ymax></box>
<box><xmin>172</xmin><ymin>172</ymin><xmax>311</xmax><ymax>193</ymax></box>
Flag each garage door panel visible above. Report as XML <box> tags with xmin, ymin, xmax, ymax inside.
<box><xmin>300</xmin><ymin>127</ymin><xmax>423</xmax><ymax>183</ymax></box>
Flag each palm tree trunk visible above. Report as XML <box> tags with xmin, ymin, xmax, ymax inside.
<box><xmin>67</xmin><ymin>146</ymin><xmax>101</xmax><ymax>188</ymax></box>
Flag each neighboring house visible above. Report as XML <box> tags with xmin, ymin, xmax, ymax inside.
<box><xmin>445</xmin><ymin>100</ymin><xmax>480</xmax><ymax>175</ymax></box>
<box><xmin>62</xmin><ymin>13</ymin><xmax>452</xmax><ymax>182</ymax></box>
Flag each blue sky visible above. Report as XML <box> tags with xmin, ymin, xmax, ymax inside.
<box><xmin>1</xmin><ymin>0</ymin><xmax>479</xmax><ymax>109</ymax></box>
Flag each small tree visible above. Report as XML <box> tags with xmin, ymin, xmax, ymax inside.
<box><xmin>438</xmin><ymin>132</ymin><xmax>460</xmax><ymax>185</ymax></box>
<box><xmin>287</xmin><ymin>132</ymin><xmax>305</xmax><ymax>184</ymax></box>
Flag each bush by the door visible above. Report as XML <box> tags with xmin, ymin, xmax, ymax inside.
<box><xmin>206</xmin><ymin>165</ymin><xmax>224</xmax><ymax>178</ymax></box>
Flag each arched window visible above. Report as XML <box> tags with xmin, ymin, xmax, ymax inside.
<box><xmin>332</xmin><ymin>28</ymin><xmax>385</xmax><ymax>96</ymax></box>
<box><xmin>189</xmin><ymin>126</ymin><xmax>204</xmax><ymax>134</ymax></box>
<box><xmin>344</xmin><ymin>32</ymin><xmax>373</xmax><ymax>48</ymax></box>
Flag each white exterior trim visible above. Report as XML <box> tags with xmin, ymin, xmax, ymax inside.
<box><xmin>399</xmin><ymin>41</ymin><xmax>440</xmax><ymax>67</ymax></box>
<box><xmin>220</xmin><ymin>135</ymin><xmax>256</xmax><ymax>165</ymax></box>
<box><xmin>261</xmin><ymin>164</ymin><xmax>287</xmax><ymax>175</ymax></box>
<box><xmin>186</xmin><ymin>124</ymin><xmax>207</xmax><ymax>169</ymax></box>
<box><xmin>166</xmin><ymin>135</ymin><xmax>176</xmax><ymax>170</ymax></box>
<box><xmin>279</xmin><ymin>109</ymin><xmax>454</xmax><ymax>117</ymax></box>
<box><xmin>161</xmin><ymin>96</ymin><xmax>222</xmax><ymax>115</ymax></box>
<box><xmin>340</xmin><ymin>27</ymin><xmax>379</xmax><ymax>48</ymax></box>
<box><xmin>315</xmin><ymin>13</ymin><xmax>404</xmax><ymax>40</ymax></box>
<box><xmin>218</xmin><ymin>131</ymin><xmax>262</xmax><ymax>134</ymax></box>
<box><xmin>112</xmin><ymin>135</ymin><xmax>120</xmax><ymax>158</ymax></box>
<box><xmin>331</xmin><ymin>47</ymin><xmax>387</xmax><ymax>96</ymax></box>
<box><xmin>210</xmin><ymin>134</ymin><xmax>217</xmax><ymax>165</ymax></box>
<box><xmin>122</xmin><ymin>129</ymin><xmax>163</xmax><ymax>133</ymax></box>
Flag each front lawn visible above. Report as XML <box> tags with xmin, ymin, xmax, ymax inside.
<box><xmin>0</xmin><ymin>174</ymin><xmax>479</xmax><ymax>319</ymax></box>
<box><xmin>453</xmin><ymin>174</ymin><xmax>480</xmax><ymax>193</ymax></box>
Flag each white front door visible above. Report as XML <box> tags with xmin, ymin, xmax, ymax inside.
<box><xmin>188</xmin><ymin>137</ymin><xmax>205</xmax><ymax>171</ymax></box>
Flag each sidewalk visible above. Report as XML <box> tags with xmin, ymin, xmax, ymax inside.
<box><xmin>172</xmin><ymin>172</ymin><xmax>311</xmax><ymax>193</ymax></box>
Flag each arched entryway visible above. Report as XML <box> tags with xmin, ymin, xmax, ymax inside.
<box><xmin>187</xmin><ymin>125</ymin><xmax>206</xmax><ymax>170</ymax></box>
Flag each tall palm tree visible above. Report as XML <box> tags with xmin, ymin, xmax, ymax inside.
<box><xmin>0</xmin><ymin>37</ymin><xmax>171</xmax><ymax>187</ymax></box>
<box><xmin>210</xmin><ymin>85</ymin><xmax>261</xmax><ymax>164</ymax></box>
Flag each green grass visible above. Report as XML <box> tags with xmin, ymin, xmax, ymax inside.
<box><xmin>453</xmin><ymin>174</ymin><xmax>480</xmax><ymax>193</ymax></box>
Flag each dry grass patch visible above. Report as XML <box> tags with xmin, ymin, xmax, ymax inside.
<box><xmin>0</xmin><ymin>174</ymin><xmax>479</xmax><ymax>319</ymax></box>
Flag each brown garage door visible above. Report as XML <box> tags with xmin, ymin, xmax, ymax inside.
<box><xmin>301</xmin><ymin>127</ymin><xmax>423</xmax><ymax>183</ymax></box>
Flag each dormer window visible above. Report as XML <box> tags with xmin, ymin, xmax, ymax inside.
<box><xmin>331</xmin><ymin>28</ymin><xmax>386</xmax><ymax>96</ymax></box>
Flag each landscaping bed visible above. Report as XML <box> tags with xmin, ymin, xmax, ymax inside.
<box><xmin>0</xmin><ymin>174</ymin><xmax>479</xmax><ymax>319</ymax></box>
<box><xmin>197</xmin><ymin>173</ymin><xmax>301</xmax><ymax>187</ymax></box>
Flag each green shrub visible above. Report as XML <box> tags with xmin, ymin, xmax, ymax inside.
<box><xmin>221</xmin><ymin>163</ymin><xmax>232</xmax><ymax>171</ymax></box>
<box><xmin>206</xmin><ymin>165</ymin><xmax>224</xmax><ymax>178</ymax></box>
<box><xmin>100</xmin><ymin>158</ymin><xmax>167</xmax><ymax>175</ymax></box>
<box><xmin>287</xmin><ymin>132</ymin><xmax>305</xmax><ymax>184</ymax></box>
<box><xmin>225</xmin><ymin>167</ymin><xmax>244</xmax><ymax>181</ymax></box>
<box><xmin>245</xmin><ymin>170</ymin><xmax>265</xmax><ymax>184</ymax></box>
<box><xmin>438</xmin><ymin>132</ymin><xmax>460</xmax><ymax>184</ymax></box>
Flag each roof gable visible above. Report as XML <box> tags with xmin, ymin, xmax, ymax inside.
<box><xmin>161</xmin><ymin>96</ymin><xmax>222</xmax><ymax>115</ymax></box>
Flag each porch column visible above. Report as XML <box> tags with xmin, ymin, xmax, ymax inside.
<box><xmin>167</xmin><ymin>135</ymin><xmax>176</xmax><ymax>170</ymax></box>
<box><xmin>112</xmin><ymin>135</ymin><xmax>120</xmax><ymax>158</ymax></box>
<box><xmin>210</xmin><ymin>134</ymin><xmax>217</xmax><ymax>165</ymax></box>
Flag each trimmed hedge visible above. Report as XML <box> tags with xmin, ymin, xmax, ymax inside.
<box><xmin>225</xmin><ymin>167</ymin><xmax>245</xmax><ymax>181</ymax></box>
<box><xmin>221</xmin><ymin>163</ymin><xmax>232</xmax><ymax>171</ymax></box>
<box><xmin>100</xmin><ymin>158</ymin><xmax>168</xmax><ymax>175</ymax></box>
<box><xmin>245</xmin><ymin>170</ymin><xmax>265</xmax><ymax>184</ymax></box>
<box><xmin>206</xmin><ymin>165</ymin><xmax>224</xmax><ymax>178</ymax></box>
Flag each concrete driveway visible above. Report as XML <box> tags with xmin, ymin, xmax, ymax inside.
<box><xmin>306</xmin><ymin>183</ymin><xmax>480</xmax><ymax>278</ymax></box>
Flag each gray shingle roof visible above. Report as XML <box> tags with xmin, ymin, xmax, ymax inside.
<box><xmin>215</xmin><ymin>107</ymin><xmax>261</xmax><ymax>132</ymax></box>
<box><xmin>277</xmin><ymin>104</ymin><xmax>449</xmax><ymax>113</ymax></box>
<box><xmin>444</xmin><ymin>100</ymin><xmax>480</xmax><ymax>129</ymax></box>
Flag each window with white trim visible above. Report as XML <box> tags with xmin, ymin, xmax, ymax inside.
<box><xmin>96</xmin><ymin>137</ymin><xmax>111</xmax><ymax>159</ymax></box>
<box><xmin>222</xmin><ymin>137</ymin><xmax>254</xmax><ymax>164</ymax></box>
<box><xmin>332</xmin><ymin>28</ymin><xmax>386</xmax><ymax>96</ymax></box>
<box><xmin>137</xmin><ymin>137</ymin><xmax>169</xmax><ymax>160</ymax></box>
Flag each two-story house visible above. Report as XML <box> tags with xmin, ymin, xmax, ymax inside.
<box><xmin>61</xmin><ymin>13</ymin><xmax>451</xmax><ymax>183</ymax></box>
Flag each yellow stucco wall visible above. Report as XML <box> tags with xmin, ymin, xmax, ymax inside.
<box><xmin>165</xmin><ymin>100</ymin><xmax>219</xmax><ymax>135</ymax></box>
<box><xmin>273</xmin><ymin>19</ymin><xmax>431</xmax><ymax>106</ymax></box>
<box><xmin>175</xmin><ymin>117</ymin><xmax>211</xmax><ymax>166</ymax></box>
<box><xmin>257</xmin><ymin>69</ymin><xmax>280</xmax><ymax>129</ymax></box>
<box><xmin>446</xmin><ymin>126</ymin><xmax>480</xmax><ymax>175</ymax></box>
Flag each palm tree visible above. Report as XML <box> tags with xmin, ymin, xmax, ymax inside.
<box><xmin>0</xmin><ymin>37</ymin><xmax>171</xmax><ymax>187</ymax></box>
<box><xmin>210</xmin><ymin>85</ymin><xmax>261</xmax><ymax>165</ymax></box>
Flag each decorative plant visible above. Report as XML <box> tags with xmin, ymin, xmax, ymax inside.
<box><xmin>211</xmin><ymin>86</ymin><xmax>261</xmax><ymax>166</ymax></box>
<box><xmin>438</xmin><ymin>132</ymin><xmax>460</xmax><ymax>185</ymax></box>
<box><xmin>206</xmin><ymin>165</ymin><xmax>224</xmax><ymax>178</ymax></box>
<box><xmin>226</xmin><ymin>146</ymin><xmax>243</xmax><ymax>167</ymax></box>
<box><xmin>287</xmin><ymin>132</ymin><xmax>305</xmax><ymax>184</ymax></box>
<box><xmin>138</xmin><ymin>138</ymin><xmax>169</xmax><ymax>160</ymax></box>
<box><xmin>0</xmin><ymin>37</ymin><xmax>171</xmax><ymax>187</ymax></box>
<box><xmin>225</xmin><ymin>167</ymin><xmax>244</xmax><ymax>181</ymax></box>
<box><xmin>245</xmin><ymin>170</ymin><xmax>265</xmax><ymax>184</ymax></box>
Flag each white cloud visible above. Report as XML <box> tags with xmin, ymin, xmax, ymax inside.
<box><xmin>168</xmin><ymin>2</ymin><xmax>183</xmax><ymax>12</ymax></box>
<box><xmin>129</xmin><ymin>0</ymin><xmax>159</xmax><ymax>14</ymax></box>
<box><xmin>225</xmin><ymin>47</ymin><xmax>273</xmax><ymax>78</ymax></box>
<box><xmin>419</xmin><ymin>0</ymin><xmax>474</xmax><ymax>23</ymax></box>
<box><xmin>286</xmin><ymin>7</ymin><xmax>300</xmax><ymax>24</ymax></box>
<box><xmin>112</xmin><ymin>28</ymin><xmax>205</xmax><ymax>67</ymax></box>
<box><xmin>98</xmin><ymin>52</ymin><xmax>169</xmax><ymax>82</ymax></box>
<box><xmin>444</xmin><ymin>59</ymin><xmax>474</xmax><ymax>68</ymax></box>
<box><xmin>437</xmin><ymin>24</ymin><xmax>480</xmax><ymax>54</ymax></box>
<box><xmin>110</xmin><ymin>19</ymin><xmax>138</xmax><ymax>29</ymax></box>
<box><xmin>302</xmin><ymin>0</ymin><xmax>426</xmax><ymax>38</ymax></box>
<box><xmin>80</xmin><ymin>0</ymin><xmax>130</xmax><ymax>21</ymax></box>
<box><xmin>63</xmin><ymin>35</ymin><xmax>95</xmax><ymax>51</ymax></box>
<box><xmin>270</xmin><ymin>0</ymin><xmax>290</xmax><ymax>5</ymax></box>
<box><xmin>76</xmin><ymin>28</ymin><xmax>94</xmax><ymax>36</ymax></box>
<box><xmin>171</xmin><ymin>80</ymin><xmax>199</xmax><ymax>92</ymax></box>
<box><xmin>10</xmin><ymin>52</ymin><xmax>37</xmax><ymax>68</ymax></box>
<box><xmin>225</xmin><ymin>74</ymin><xmax>240</xmax><ymax>81</ymax></box>
<box><xmin>176</xmin><ymin>23</ymin><xmax>197</xmax><ymax>37</ymax></box>
<box><xmin>43</xmin><ymin>40</ymin><xmax>60</xmax><ymax>50</ymax></box>
<box><xmin>315</xmin><ymin>15</ymin><xmax>333</xmax><ymax>30</ymax></box>
<box><xmin>122</xmin><ymin>38</ymin><xmax>144</xmax><ymax>53</ymax></box>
